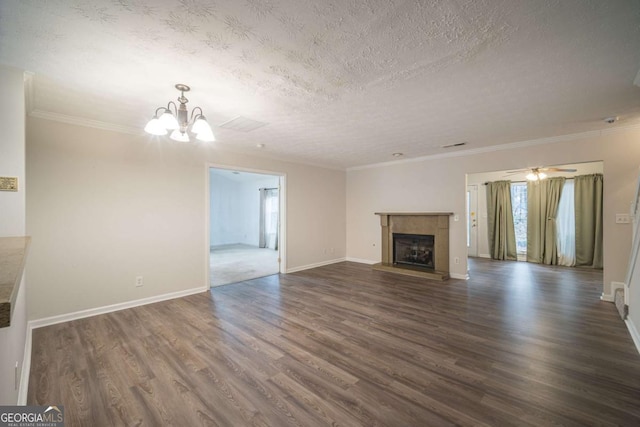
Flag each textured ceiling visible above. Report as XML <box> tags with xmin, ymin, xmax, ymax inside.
<box><xmin>1</xmin><ymin>0</ymin><xmax>640</xmax><ymax>169</ymax></box>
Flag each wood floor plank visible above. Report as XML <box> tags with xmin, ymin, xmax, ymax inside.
<box><xmin>28</xmin><ymin>259</ymin><xmax>640</xmax><ymax>426</ymax></box>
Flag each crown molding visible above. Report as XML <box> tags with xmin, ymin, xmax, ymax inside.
<box><xmin>347</xmin><ymin>124</ymin><xmax>640</xmax><ymax>172</ymax></box>
<box><xmin>28</xmin><ymin>109</ymin><xmax>143</xmax><ymax>136</ymax></box>
<box><xmin>26</xmin><ymin>103</ymin><xmax>640</xmax><ymax>172</ymax></box>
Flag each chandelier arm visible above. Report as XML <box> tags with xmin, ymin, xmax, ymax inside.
<box><xmin>154</xmin><ymin>107</ymin><xmax>165</xmax><ymax>116</ymax></box>
<box><xmin>166</xmin><ymin>101</ymin><xmax>178</xmax><ymax>115</ymax></box>
<box><xmin>189</xmin><ymin>106</ymin><xmax>204</xmax><ymax>124</ymax></box>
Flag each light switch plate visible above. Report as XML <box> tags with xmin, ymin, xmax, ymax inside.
<box><xmin>0</xmin><ymin>177</ymin><xmax>18</xmax><ymax>191</ymax></box>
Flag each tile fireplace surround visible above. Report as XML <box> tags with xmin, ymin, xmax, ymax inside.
<box><xmin>373</xmin><ymin>212</ymin><xmax>453</xmax><ymax>281</ymax></box>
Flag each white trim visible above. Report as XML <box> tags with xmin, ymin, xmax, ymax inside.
<box><xmin>450</xmin><ymin>273</ymin><xmax>470</xmax><ymax>280</ymax></box>
<box><xmin>286</xmin><ymin>258</ymin><xmax>346</xmax><ymax>273</ymax></box>
<box><xmin>624</xmin><ymin>167</ymin><xmax>640</xmax><ymax>288</ymax></box>
<box><xmin>345</xmin><ymin>257</ymin><xmax>377</xmax><ymax>265</ymax></box>
<box><xmin>29</xmin><ymin>109</ymin><xmax>142</xmax><ymax>136</ymax></box>
<box><xmin>600</xmin><ymin>292</ymin><xmax>615</xmax><ymax>302</ymax></box>
<box><xmin>477</xmin><ymin>253</ymin><xmax>491</xmax><ymax>259</ymax></box>
<box><xmin>626</xmin><ymin>318</ymin><xmax>640</xmax><ymax>355</ymax></box>
<box><xmin>602</xmin><ymin>282</ymin><xmax>627</xmax><ymax>302</ymax></box>
<box><xmin>29</xmin><ymin>287</ymin><xmax>206</xmax><ymax>330</ymax></box>
<box><xmin>17</xmin><ymin>324</ymin><xmax>32</xmax><ymax>405</ymax></box>
<box><xmin>347</xmin><ymin>125</ymin><xmax>640</xmax><ymax>171</ymax></box>
<box><xmin>206</xmin><ymin>164</ymin><xmax>288</xmax><ymax>283</ymax></box>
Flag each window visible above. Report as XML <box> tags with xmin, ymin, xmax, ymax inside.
<box><xmin>511</xmin><ymin>183</ymin><xmax>527</xmax><ymax>256</ymax></box>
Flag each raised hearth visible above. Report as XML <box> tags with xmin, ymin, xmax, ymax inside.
<box><xmin>373</xmin><ymin>212</ymin><xmax>452</xmax><ymax>281</ymax></box>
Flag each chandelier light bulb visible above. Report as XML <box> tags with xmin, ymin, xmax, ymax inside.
<box><xmin>170</xmin><ymin>129</ymin><xmax>190</xmax><ymax>142</ymax></box>
<box><xmin>159</xmin><ymin>110</ymin><xmax>179</xmax><ymax>130</ymax></box>
<box><xmin>144</xmin><ymin>116</ymin><xmax>168</xmax><ymax>136</ymax></box>
<box><xmin>144</xmin><ymin>84</ymin><xmax>215</xmax><ymax>143</ymax></box>
<box><xmin>191</xmin><ymin>116</ymin><xmax>209</xmax><ymax>134</ymax></box>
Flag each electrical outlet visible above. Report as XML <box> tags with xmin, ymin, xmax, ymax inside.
<box><xmin>454</xmin><ymin>257</ymin><xmax>460</xmax><ymax>264</ymax></box>
<box><xmin>454</xmin><ymin>214</ymin><xmax>460</xmax><ymax>221</ymax></box>
<box><xmin>135</xmin><ymin>276</ymin><xmax>143</xmax><ymax>287</ymax></box>
<box><xmin>616</xmin><ymin>214</ymin><xmax>630</xmax><ymax>224</ymax></box>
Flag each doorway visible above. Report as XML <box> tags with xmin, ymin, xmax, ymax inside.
<box><xmin>208</xmin><ymin>167</ymin><xmax>284</xmax><ymax>287</ymax></box>
<box><xmin>466</xmin><ymin>160</ymin><xmax>603</xmax><ymax>267</ymax></box>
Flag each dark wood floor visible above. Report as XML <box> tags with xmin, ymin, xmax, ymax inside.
<box><xmin>28</xmin><ymin>259</ymin><xmax>640</xmax><ymax>426</ymax></box>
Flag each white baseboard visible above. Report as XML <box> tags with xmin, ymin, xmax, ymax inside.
<box><xmin>450</xmin><ymin>273</ymin><xmax>470</xmax><ymax>280</ymax></box>
<box><xmin>478</xmin><ymin>253</ymin><xmax>491</xmax><ymax>259</ymax></box>
<box><xmin>601</xmin><ymin>282</ymin><xmax>627</xmax><ymax>303</ymax></box>
<box><xmin>600</xmin><ymin>293</ymin><xmax>614</xmax><ymax>302</ymax></box>
<box><xmin>626</xmin><ymin>317</ymin><xmax>640</xmax><ymax>355</ymax></box>
<box><xmin>345</xmin><ymin>257</ymin><xmax>377</xmax><ymax>265</ymax></box>
<box><xmin>29</xmin><ymin>286</ymin><xmax>207</xmax><ymax>330</ymax></box>
<box><xmin>17</xmin><ymin>325</ymin><xmax>32</xmax><ymax>405</ymax></box>
<box><xmin>286</xmin><ymin>258</ymin><xmax>346</xmax><ymax>273</ymax></box>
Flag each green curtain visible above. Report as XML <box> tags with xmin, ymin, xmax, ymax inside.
<box><xmin>527</xmin><ymin>177</ymin><xmax>565</xmax><ymax>264</ymax></box>
<box><xmin>486</xmin><ymin>181</ymin><xmax>517</xmax><ymax>260</ymax></box>
<box><xmin>575</xmin><ymin>174</ymin><xmax>603</xmax><ymax>268</ymax></box>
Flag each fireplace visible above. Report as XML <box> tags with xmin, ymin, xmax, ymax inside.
<box><xmin>393</xmin><ymin>233</ymin><xmax>435</xmax><ymax>269</ymax></box>
<box><xmin>373</xmin><ymin>212</ymin><xmax>452</xmax><ymax>280</ymax></box>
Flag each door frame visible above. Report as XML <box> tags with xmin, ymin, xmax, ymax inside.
<box><xmin>467</xmin><ymin>184</ymin><xmax>478</xmax><ymax>257</ymax></box>
<box><xmin>205</xmin><ymin>163</ymin><xmax>287</xmax><ymax>286</ymax></box>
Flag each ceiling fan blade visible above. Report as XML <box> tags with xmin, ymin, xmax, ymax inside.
<box><xmin>543</xmin><ymin>167</ymin><xmax>577</xmax><ymax>172</ymax></box>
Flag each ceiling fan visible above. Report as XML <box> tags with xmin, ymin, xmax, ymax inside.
<box><xmin>505</xmin><ymin>166</ymin><xmax>577</xmax><ymax>181</ymax></box>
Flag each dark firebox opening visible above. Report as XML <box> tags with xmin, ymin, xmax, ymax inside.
<box><xmin>392</xmin><ymin>233</ymin><xmax>435</xmax><ymax>269</ymax></box>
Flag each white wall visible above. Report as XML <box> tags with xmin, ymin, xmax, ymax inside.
<box><xmin>209</xmin><ymin>173</ymin><xmax>244</xmax><ymax>246</ymax></box>
<box><xmin>26</xmin><ymin>116</ymin><xmax>346</xmax><ymax>320</ymax></box>
<box><xmin>628</xmin><ymin>233</ymin><xmax>640</xmax><ymax>352</ymax></box>
<box><xmin>347</xmin><ymin>128</ymin><xmax>640</xmax><ymax>291</ymax></box>
<box><xmin>467</xmin><ymin>161</ymin><xmax>604</xmax><ymax>258</ymax></box>
<box><xmin>238</xmin><ymin>176</ymin><xmax>280</xmax><ymax>247</ymax></box>
<box><xmin>209</xmin><ymin>171</ymin><xmax>279</xmax><ymax>247</ymax></box>
<box><xmin>0</xmin><ymin>66</ymin><xmax>28</xmax><ymax>404</ymax></box>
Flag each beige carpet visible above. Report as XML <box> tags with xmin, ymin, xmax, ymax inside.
<box><xmin>210</xmin><ymin>244</ymin><xmax>279</xmax><ymax>287</ymax></box>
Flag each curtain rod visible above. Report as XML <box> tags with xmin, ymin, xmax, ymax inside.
<box><xmin>258</xmin><ymin>187</ymin><xmax>278</xmax><ymax>191</ymax></box>
<box><xmin>482</xmin><ymin>177</ymin><xmax>575</xmax><ymax>185</ymax></box>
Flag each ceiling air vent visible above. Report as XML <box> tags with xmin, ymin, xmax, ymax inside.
<box><xmin>441</xmin><ymin>142</ymin><xmax>467</xmax><ymax>148</ymax></box>
<box><xmin>218</xmin><ymin>116</ymin><xmax>268</xmax><ymax>132</ymax></box>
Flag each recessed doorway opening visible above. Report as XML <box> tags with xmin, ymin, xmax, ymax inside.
<box><xmin>208</xmin><ymin>167</ymin><xmax>285</xmax><ymax>287</ymax></box>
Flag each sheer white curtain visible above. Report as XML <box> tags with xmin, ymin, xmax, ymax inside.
<box><xmin>264</xmin><ymin>189</ymin><xmax>279</xmax><ymax>250</ymax></box>
<box><xmin>260</xmin><ymin>188</ymin><xmax>279</xmax><ymax>250</ymax></box>
<box><xmin>556</xmin><ymin>180</ymin><xmax>576</xmax><ymax>266</ymax></box>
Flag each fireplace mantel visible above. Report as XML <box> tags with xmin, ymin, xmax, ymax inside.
<box><xmin>373</xmin><ymin>212</ymin><xmax>452</xmax><ymax>280</ymax></box>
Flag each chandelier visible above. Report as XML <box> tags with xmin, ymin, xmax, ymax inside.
<box><xmin>144</xmin><ymin>84</ymin><xmax>215</xmax><ymax>142</ymax></box>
